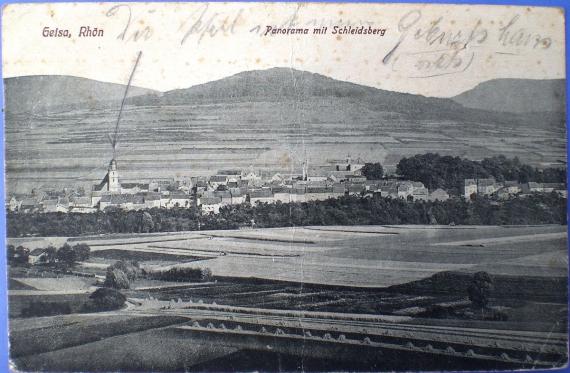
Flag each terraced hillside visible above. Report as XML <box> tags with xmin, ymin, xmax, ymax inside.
<box><xmin>5</xmin><ymin>71</ymin><xmax>566</xmax><ymax>193</ymax></box>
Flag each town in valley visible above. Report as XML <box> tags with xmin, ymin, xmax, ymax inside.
<box><xmin>7</xmin><ymin>156</ymin><xmax>566</xmax><ymax>215</ymax></box>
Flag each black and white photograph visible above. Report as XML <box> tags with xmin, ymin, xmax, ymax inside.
<box><xmin>2</xmin><ymin>2</ymin><xmax>568</xmax><ymax>371</ymax></box>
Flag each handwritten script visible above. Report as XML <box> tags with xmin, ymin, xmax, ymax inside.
<box><xmin>383</xmin><ymin>10</ymin><xmax>553</xmax><ymax>78</ymax></box>
<box><xmin>104</xmin><ymin>4</ymin><xmax>554</xmax><ymax>79</ymax></box>
<box><xmin>105</xmin><ymin>4</ymin><xmax>378</xmax><ymax>45</ymax></box>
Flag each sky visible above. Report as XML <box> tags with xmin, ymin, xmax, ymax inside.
<box><xmin>2</xmin><ymin>2</ymin><xmax>566</xmax><ymax>97</ymax></box>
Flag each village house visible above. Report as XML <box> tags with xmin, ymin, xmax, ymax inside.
<box><xmin>464</xmin><ymin>178</ymin><xmax>502</xmax><ymax>198</ymax></box>
<box><xmin>230</xmin><ymin>188</ymin><xmax>247</xmax><ymax>205</ymax></box>
<box><xmin>162</xmin><ymin>192</ymin><xmax>192</xmax><ymax>209</ymax></box>
<box><xmin>307</xmin><ymin>174</ymin><xmax>328</xmax><ymax>182</ymax></box>
<box><xmin>521</xmin><ymin>182</ymin><xmax>567</xmax><ymax>196</ymax></box>
<box><xmin>494</xmin><ymin>181</ymin><xmax>522</xmax><ymax>200</ymax></box>
<box><xmin>540</xmin><ymin>182</ymin><xmax>566</xmax><ymax>193</ymax></box>
<box><xmin>200</xmin><ymin>197</ymin><xmax>223</xmax><ymax>214</ymax></box>
<box><xmin>241</xmin><ymin>169</ymin><xmax>263</xmax><ymax>186</ymax></box>
<box><xmin>305</xmin><ymin>187</ymin><xmax>334</xmax><ymax>201</ymax></box>
<box><xmin>148</xmin><ymin>179</ymin><xmax>176</xmax><ymax>193</ymax></box>
<box><xmin>428</xmin><ymin>188</ymin><xmax>450</xmax><ymax>202</ymax></box>
<box><xmin>69</xmin><ymin>196</ymin><xmax>97</xmax><ymax>213</ymax></box>
<box><xmin>99</xmin><ymin>194</ymin><xmax>145</xmax><ymax>211</ymax></box>
<box><xmin>364</xmin><ymin>180</ymin><xmax>380</xmax><ymax>191</ymax></box>
<box><xmin>193</xmin><ymin>179</ymin><xmax>208</xmax><ymax>193</ymax></box>
<box><xmin>143</xmin><ymin>193</ymin><xmax>161</xmax><ymax>209</ymax></box>
<box><xmin>332</xmin><ymin>157</ymin><xmax>365</xmax><ymax>173</ymax></box>
<box><xmin>42</xmin><ymin>199</ymin><xmax>58</xmax><ymax>213</ymax></box>
<box><xmin>7</xmin><ymin>196</ymin><xmax>21</xmax><ymax>212</ymax></box>
<box><xmin>477</xmin><ymin>178</ymin><xmax>501</xmax><ymax>195</ymax></box>
<box><xmin>380</xmin><ymin>184</ymin><xmax>399</xmax><ymax>199</ymax></box>
<box><xmin>42</xmin><ymin>197</ymin><xmax>69</xmax><ymax>213</ymax></box>
<box><xmin>397</xmin><ymin>182</ymin><xmax>414</xmax><ymax>199</ymax></box>
<box><xmin>209</xmin><ymin>175</ymin><xmax>229</xmax><ymax>190</ymax></box>
<box><xmin>332</xmin><ymin>183</ymin><xmax>346</xmax><ymax>197</ymax></box>
<box><xmin>272</xmin><ymin>187</ymin><xmax>292</xmax><ymax>203</ymax></box>
<box><xmin>214</xmin><ymin>190</ymin><xmax>233</xmax><ymax>205</ymax></box>
<box><xmin>503</xmin><ymin>181</ymin><xmax>522</xmax><ymax>194</ymax></box>
<box><xmin>347</xmin><ymin>184</ymin><xmax>366</xmax><ymax>196</ymax></box>
<box><xmin>217</xmin><ymin>169</ymin><xmax>242</xmax><ymax>181</ymax></box>
<box><xmin>290</xmin><ymin>188</ymin><xmax>307</xmax><ymax>203</ymax></box>
<box><xmin>411</xmin><ymin>182</ymin><xmax>429</xmax><ymax>201</ymax></box>
<box><xmin>464</xmin><ymin>179</ymin><xmax>478</xmax><ymax>199</ymax></box>
<box><xmin>249</xmin><ymin>188</ymin><xmax>274</xmax><ymax>205</ymax></box>
<box><xmin>270</xmin><ymin>173</ymin><xmax>285</xmax><ymax>184</ymax></box>
<box><xmin>121</xmin><ymin>183</ymin><xmax>150</xmax><ymax>194</ymax></box>
<box><xmin>345</xmin><ymin>175</ymin><xmax>367</xmax><ymax>183</ymax></box>
<box><xmin>175</xmin><ymin>178</ymin><xmax>193</xmax><ymax>193</ymax></box>
<box><xmin>28</xmin><ymin>248</ymin><xmax>50</xmax><ymax>264</ymax></box>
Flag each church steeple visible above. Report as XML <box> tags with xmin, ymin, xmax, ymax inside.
<box><xmin>108</xmin><ymin>159</ymin><xmax>120</xmax><ymax>193</ymax></box>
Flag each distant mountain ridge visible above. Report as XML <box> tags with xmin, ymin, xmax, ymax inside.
<box><xmin>4</xmin><ymin>70</ymin><xmax>566</xmax><ymax>124</ymax></box>
<box><xmin>143</xmin><ymin>67</ymin><xmax>465</xmax><ymax>114</ymax></box>
<box><xmin>5</xmin><ymin>75</ymin><xmax>158</xmax><ymax>114</ymax></box>
<box><xmin>452</xmin><ymin>78</ymin><xmax>565</xmax><ymax>114</ymax></box>
<box><xmin>125</xmin><ymin>68</ymin><xmax>565</xmax><ymax>127</ymax></box>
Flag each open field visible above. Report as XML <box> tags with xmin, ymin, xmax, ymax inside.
<box><xmin>10</xmin><ymin>313</ymin><xmax>190</xmax><ymax>358</ymax></box>
<box><xmin>10</xmin><ymin>225</ymin><xmax>567</xmax><ymax>287</ymax></box>
<box><xmin>8</xmin><ymin>224</ymin><xmax>567</xmax><ymax>370</ymax></box>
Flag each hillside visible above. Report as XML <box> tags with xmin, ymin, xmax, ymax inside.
<box><xmin>452</xmin><ymin>79</ymin><xmax>566</xmax><ymax>114</ymax></box>
<box><xmin>133</xmin><ymin>67</ymin><xmax>465</xmax><ymax>116</ymax></box>
<box><xmin>127</xmin><ymin>68</ymin><xmax>564</xmax><ymax>127</ymax></box>
<box><xmin>4</xmin><ymin>75</ymin><xmax>158</xmax><ymax>114</ymax></box>
<box><xmin>4</xmin><ymin>69</ymin><xmax>566</xmax><ymax>192</ymax></box>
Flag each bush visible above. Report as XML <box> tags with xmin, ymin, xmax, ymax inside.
<box><xmin>56</xmin><ymin>243</ymin><xmax>77</xmax><ymax>266</ymax></box>
<box><xmin>44</xmin><ymin>246</ymin><xmax>58</xmax><ymax>264</ymax></box>
<box><xmin>10</xmin><ymin>246</ymin><xmax>30</xmax><ymax>265</ymax></box>
<box><xmin>21</xmin><ymin>301</ymin><xmax>71</xmax><ymax>317</ymax></box>
<box><xmin>83</xmin><ymin>288</ymin><xmax>126</xmax><ymax>312</ymax></box>
<box><xmin>72</xmin><ymin>243</ymin><xmax>90</xmax><ymax>261</ymax></box>
<box><xmin>468</xmin><ymin>271</ymin><xmax>494</xmax><ymax>308</ymax></box>
<box><xmin>109</xmin><ymin>260</ymin><xmax>141</xmax><ymax>281</ymax></box>
<box><xmin>418</xmin><ymin>304</ymin><xmax>456</xmax><ymax>319</ymax></box>
<box><xmin>361</xmin><ymin>163</ymin><xmax>384</xmax><ymax>180</ymax></box>
<box><xmin>104</xmin><ymin>267</ymin><xmax>131</xmax><ymax>289</ymax></box>
<box><xmin>201</xmin><ymin>268</ymin><xmax>213</xmax><ymax>282</ymax></box>
<box><xmin>150</xmin><ymin>267</ymin><xmax>213</xmax><ymax>282</ymax></box>
<box><xmin>55</xmin><ymin>243</ymin><xmax>91</xmax><ymax>266</ymax></box>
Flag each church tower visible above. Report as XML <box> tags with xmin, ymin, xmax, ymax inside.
<box><xmin>108</xmin><ymin>159</ymin><xmax>120</xmax><ymax>193</ymax></box>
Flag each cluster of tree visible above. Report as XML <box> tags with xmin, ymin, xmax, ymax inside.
<box><xmin>55</xmin><ymin>243</ymin><xmax>90</xmax><ymax>265</ymax></box>
<box><xmin>6</xmin><ymin>192</ymin><xmax>566</xmax><ymax>238</ymax></box>
<box><xmin>361</xmin><ymin>163</ymin><xmax>384</xmax><ymax>180</ymax></box>
<box><xmin>468</xmin><ymin>271</ymin><xmax>494</xmax><ymax>308</ymax></box>
<box><xmin>6</xmin><ymin>246</ymin><xmax>31</xmax><ymax>265</ymax></box>
<box><xmin>104</xmin><ymin>260</ymin><xmax>143</xmax><ymax>289</ymax></box>
<box><xmin>148</xmin><ymin>267</ymin><xmax>213</xmax><ymax>282</ymax></box>
<box><xmin>396</xmin><ymin>154</ymin><xmax>566</xmax><ymax>195</ymax></box>
<box><xmin>82</xmin><ymin>288</ymin><xmax>126</xmax><ymax>312</ymax></box>
<box><xmin>7</xmin><ymin>243</ymin><xmax>90</xmax><ymax>266</ymax></box>
<box><xmin>103</xmin><ymin>259</ymin><xmax>213</xmax><ymax>289</ymax></box>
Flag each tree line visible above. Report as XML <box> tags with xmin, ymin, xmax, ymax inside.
<box><xmin>7</xmin><ymin>243</ymin><xmax>90</xmax><ymax>265</ymax></box>
<box><xmin>393</xmin><ymin>154</ymin><xmax>566</xmax><ymax>195</ymax></box>
<box><xmin>6</xmin><ymin>192</ymin><xmax>566</xmax><ymax>238</ymax></box>
<box><xmin>103</xmin><ymin>259</ymin><xmax>213</xmax><ymax>289</ymax></box>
